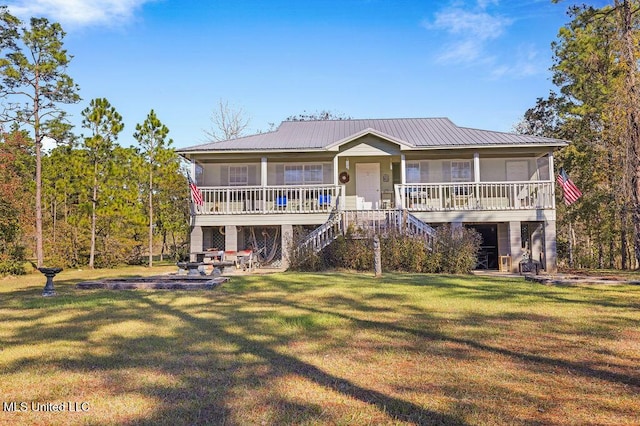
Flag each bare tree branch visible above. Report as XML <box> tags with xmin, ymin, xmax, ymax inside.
<box><xmin>204</xmin><ymin>99</ymin><xmax>250</xmax><ymax>142</ymax></box>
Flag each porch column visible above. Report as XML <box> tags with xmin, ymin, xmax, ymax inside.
<box><xmin>225</xmin><ymin>225</ymin><xmax>238</xmax><ymax>252</ymax></box>
<box><xmin>474</xmin><ymin>152</ymin><xmax>481</xmax><ymax>206</ymax></box>
<box><xmin>261</xmin><ymin>157</ymin><xmax>267</xmax><ymax>185</ymax></box>
<box><xmin>400</xmin><ymin>154</ymin><xmax>406</xmax><ymax>184</ymax></box>
<box><xmin>190</xmin><ymin>159</ymin><xmax>197</xmax><ymax>180</ymax></box>
<box><xmin>281</xmin><ymin>224</ymin><xmax>293</xmax><ymax>269</ymax></box>
<box><xmin>548</xmin><ymin>151</ymin><xmax>556</xmax><ymax>209</ymax></box>
<box><xmin>473</xmin><ymin>152</ymin><xmax>480</xmax><ymax>182</ymax></box>
<box><xmin>544</xmin><ymin>220</ymin><xmax>558</xmax><ymax>273</ymax></box>
<box><xmin>190</xmin><ymin>226</ymin><xmax>203</xmax><ymax>262</ymax></box>
<box><xmin>333</xmin><ymin>156</ymin><xmax>339</xmax><ymax>185</ymax></box>
<box><xmin>508</xmin><ymin>221</ymin><xmax>522</xmax><ymax>272</ymax></box>
<box><xmin>261</xmin><ymin>157</ymin><xmax>268</xmax><ymax>211</ymax></box>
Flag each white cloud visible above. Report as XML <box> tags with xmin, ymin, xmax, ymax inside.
<box><xmin>489</xmin><ymin>44</ymin><xmax>545</xmax><ymax>79</ymax></box>
<box><xmin>433</xmin><ymin>8</ymin><xmax>509</xmax><ymax>40</ymax></box>
<box><xmin>6</xmin><ymin>0</ymin><xmax>155</xmax><ymax>28</ymax></box>
<box><xmin>426</xmin><ymin>5</ymin><xmax>512</xmax><ymax>65</ymax></box>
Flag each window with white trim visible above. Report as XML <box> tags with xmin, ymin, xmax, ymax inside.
<box><xmin>304</xmin><ymin>164</ymin><xmax>323</xmax><ymax>184</ymax></box>
<box><xmin>284</xmin><ymin>164</ymin><xmax>323</xmax><ymax>184</ymax></box>
<box><xmin>451</xmin><ymin>161</ymin><xmax>471</xmax><ymax>182</ymax></box>
<box><xmin>229</xmin><ymin>166</ymin><xmax>248</xmax><ymax>186</ymax></box>
<box><xmin>406</xmin><ymin>162</ymin><xmax>420</xmax><ymax>183</ymax></box>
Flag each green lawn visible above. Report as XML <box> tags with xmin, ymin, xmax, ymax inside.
<box><xmin>1</xmin><ymin>268</ymin><xmax>639</xmax><ymax>425</ymax></box>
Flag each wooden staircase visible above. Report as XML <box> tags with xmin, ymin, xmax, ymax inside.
<box><xmin>298</xmin><ymin>208</ymin><xmax>436</xmax><ymax>254</ymax></box>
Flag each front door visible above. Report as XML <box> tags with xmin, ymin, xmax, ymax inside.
<box><xmin>356</xmin><ymin>163</ymin><xmax>380</xmax><ymax>209</ymax></box>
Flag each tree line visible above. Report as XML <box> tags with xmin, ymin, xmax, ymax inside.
<box><xmin>0</xmin><ymin>8</ymin><xmax>189</xmax><ymax>273</ymax></box>
<box><xmin>517</xmin><ymin>0</ymin><xmax>640</xmax><ymax>269</ymax></box>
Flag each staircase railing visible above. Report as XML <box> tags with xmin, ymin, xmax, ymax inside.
<box><xmin>298</xmin><ymin>209</ymin><xmax>343</xmax><ymax>253</ymax></box>
<box><xmin>298</xmin><ymin>206</ymin><xmax>437</xmax><ymax>254</ymax></box>
<box><xmin>397</xmin><ymin>210</ymin><xmax>436</xmax><ymax>250</ymax></box>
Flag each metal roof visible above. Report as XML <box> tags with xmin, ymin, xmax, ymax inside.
<box><xmin>177</xmin><ymin>118</ymin><xmax>568</xmax><ymax>154</ymax></box>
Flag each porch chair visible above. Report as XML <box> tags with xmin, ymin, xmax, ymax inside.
<box><xmin>318</xmin><ymin>194</ymin><xmax>331</xmax><ymax>208</ymax></box>
<box><xmin>236</xmin><ymin>249</ymin><xmax>253</xmax><ymax>271</ymax></box>
<box><xmin>276</xmin><ymin>195</ymin><xmax>287</xmax><ymax>209</ymax></box>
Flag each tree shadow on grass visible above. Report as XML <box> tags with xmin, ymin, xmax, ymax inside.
<box><xmin>4</xmin><ymin>271</ymin><xmax>640</xmax><ymax>424</ymax></box>
<box><xmin>133</xmin><ymin>294</ymin><xmax>465</xmax><ymax>425</ymax></box>
<box><xmin>382</xmin><ymin>273</ymin><xmax>640</xmax><ymax>310</ymax></box>
<box><xmin>285</xmin><ymin>299</ymin><xmax>640</xmax><ymax>390</ymax></box>
<box><xmin>3</xmin><ymin>286</ymin><xmax>467</xmax><ymax>425</ymax></box>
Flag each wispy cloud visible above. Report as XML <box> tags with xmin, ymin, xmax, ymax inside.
<box><xmin>5</xmin><ymin>0</ymin><xmax>155</xmax><ymax>28</ymax></box>
<box><xmin>489</xmin><ymin>44</ymin><xmax>545</xmax><ymax>79</ymax></box>
<box><xmin>425</xmin><ymin>2</ymin><xmax>512</xmax><ymax>65</ymax></box>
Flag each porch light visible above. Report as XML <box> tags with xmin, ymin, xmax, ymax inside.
<box><xmin>346</xmin><ymin>159</ymin><xmax>349</xmax><ymax>170</ymax></box>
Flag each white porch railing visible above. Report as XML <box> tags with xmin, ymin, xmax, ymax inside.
<box><xmin>395</xmin><ymin>181</ymin><xmax>555</xmax><ymax>211</ymax></box>
<box><xmin>195</xmin><ymin>184</ymin><xmax>343</xmax><ymax>215</ymax></box>
<box><xmin>194</xmin><ymin>181</ymin><xmax>554</xmax><ymax>215</ymax></box>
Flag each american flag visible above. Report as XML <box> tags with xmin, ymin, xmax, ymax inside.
<box><xmin>187</xmin><ymin>173</ymin><xmax>203</xmax><ymax>206</ymax></box>
<box><xmin>556</xmin><ymin>167</ymin><xmax>582</xmax><ymax>206</ymax></box>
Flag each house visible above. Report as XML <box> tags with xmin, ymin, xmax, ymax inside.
<box><xmin>177</xmin><ymin>118</ymin><xmax>567</xmax><ymax>272</ymax></box>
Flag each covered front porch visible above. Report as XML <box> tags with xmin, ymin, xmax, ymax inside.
<box><xmin>191</xmin><ymin>181</ymin><xmax>554</xmax><ymax>215</ymax></box>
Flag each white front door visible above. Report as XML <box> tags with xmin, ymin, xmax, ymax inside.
<box><xmin>356</xmin><ymin>163</ymin><xmax>380</xmax><ymax>209</ymax></box>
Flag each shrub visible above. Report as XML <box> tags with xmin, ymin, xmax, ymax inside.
<box><xmin>0</xmin><ymin>246</ymin><xmax>26</xmax><ymax>276</ymax></box>
<box><xmin>287</xmin><ymin>226</ymin><xmax>325</xmax><ymax>271</ymax></box>
<box><xmin>433</xmin><ymin>224</ymin><xmax>482</xmax><ymax>274</ymax></box>
<box><xmin>381</xmin><ymin>230</ymin><xmax>431</xmax><ymax>272</ymax></box>
<box><xmin>287</xmin><ymin>223</ymin><xmax>481</xmax><ymax>274</ymax></box>
<box><xmin>0</xmin><ymin>256</ymin><xmax>25</xmax><ymax>275</ymax></box>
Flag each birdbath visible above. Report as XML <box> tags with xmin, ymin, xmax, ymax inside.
<box><xmin>38</xmin><ymin>267</ymin><xmax>63</xmax><ymax>297</ymax></box>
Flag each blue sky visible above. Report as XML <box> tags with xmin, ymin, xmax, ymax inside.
<box><xmin>6</xmin><ymin>0</ymin><xmax>610</xmax><ymax>149</ymax></box>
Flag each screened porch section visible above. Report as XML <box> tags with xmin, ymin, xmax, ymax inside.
<box><xmin>395</xmin><ymin>181</ymin><xmax>555</xmax><ymax>211</ymax></box>
<box><xmin>195</xmin><ymin>185</ymin><xmax>342</xmax><ymax>214</ymax></box>
<box><xmin>190</xmin><ymin>154</ymin><xmax>556</xmax><ymax>214</ymax></box>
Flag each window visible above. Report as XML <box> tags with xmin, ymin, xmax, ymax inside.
<box><xmin>304</xmin><ymin>164</ymin><xmax>323</xmax><ymax>184</ymax></box>
<box><xmin>284</xmin><ymin>164</ymin><xmax>323</xmax><ymax>184</ymax></box>
<box><xmin>229</xmin><ymin>166</ymin><xmax>248</xmax><ymax>186</ymax></box>
<box><xmin>284</xmin><ymin>165</ymin><xmax>303</xmax><ymax>184</ymax></box>
<box><xmin>451</xmin><ymin>161</ymin><xmax>471</xmax><ymax>182</ymax></box>
<box><xmin>406</xmin><ymin>162</ymin><xmax>420</xmax><ymax>183</ymax></box>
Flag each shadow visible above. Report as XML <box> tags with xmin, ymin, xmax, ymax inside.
<box><xmin>2</xmin><ymin>283</ymin><xmax>466</xmax><ymax>424</ymax></box>
<box><xmin>284</xmin><ymin>300</ymin><xmax>640</xmax><ymax>389</ymax></box>
<box><xmin>134</xmin><ymin>294</ymin><xmax>464</xmax><ymax>425</ymax></box>
<box><xmin>3</xmin><ymin>271</ymin><xmax>640</xmax><ymax>424</ymax></box>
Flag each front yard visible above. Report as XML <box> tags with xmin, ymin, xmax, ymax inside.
<box><xmin>1</xmin><ymin>268</ymin><xmax>638</xmax><ymax>425</ymax></box>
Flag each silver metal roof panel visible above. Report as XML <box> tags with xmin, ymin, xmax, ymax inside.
<box><xmin>178</xmin><ymin>118</ymin><xmax>568</xmax><ymax>154</ymax></box>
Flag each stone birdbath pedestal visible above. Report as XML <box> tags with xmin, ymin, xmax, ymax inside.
<box><xmin>38</xmin><ymin>267</ymin><xmax>63</xmax><ymax>297</ymax></box>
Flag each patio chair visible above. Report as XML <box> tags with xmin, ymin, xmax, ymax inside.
<box><xmin>236</xmin><ymin>249</ymin><xmax>253</xmax><ymax>271</ymax></box>
<box><xmin>276</xmin><ymin>195</ymin><xmax>287</xmax><ymax>209</ymax></box>
<box><xmin>318</xmin><ymin>194</ymin><xmax>331</xmax><ymax>208</ymax></box>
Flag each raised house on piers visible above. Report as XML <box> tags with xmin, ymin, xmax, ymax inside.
<box><xmin>177</xmin><ymin>117</ymin><xmax>566</xmax><ymax>272</ymax></box>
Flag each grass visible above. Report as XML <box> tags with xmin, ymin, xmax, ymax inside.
<box><xmin>0</xmin><ymin>267</ymin><xmax>639</xmax><ymax>425</ymax></box>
